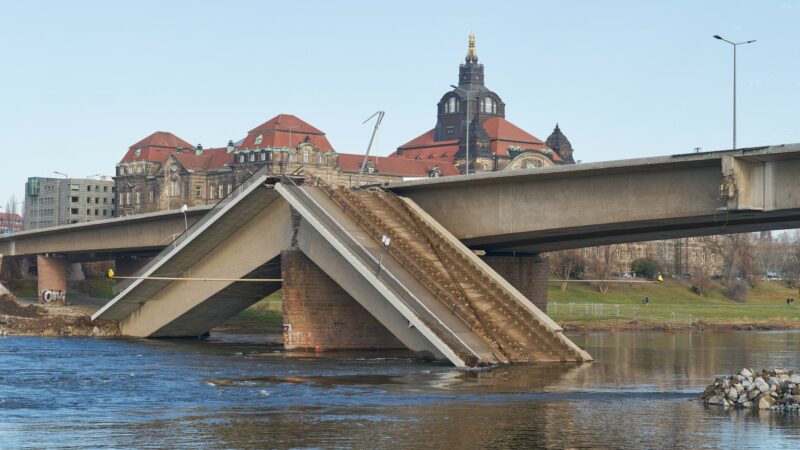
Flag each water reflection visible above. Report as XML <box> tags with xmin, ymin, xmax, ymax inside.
<box><xmin>0</xmin><ymin>331</ymin><xmax>799</xmax><ymax>448</ymax></box>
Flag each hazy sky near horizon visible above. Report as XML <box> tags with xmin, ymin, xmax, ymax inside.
<box><xmin>1</xmin><ymin>0</ymin><xmax>798</xmax><ymax>203</ymax></box>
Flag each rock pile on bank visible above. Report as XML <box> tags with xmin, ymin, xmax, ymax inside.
<box><xmin>702</xmin><ymin>368</ymin><xmax>800</xmax><ymax>411</ymax></box>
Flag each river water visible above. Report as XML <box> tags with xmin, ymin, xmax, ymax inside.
<box><xmin>1</xmin><ymin>331</ymin><xmax>799</xmax><ymax>449</ymax></box>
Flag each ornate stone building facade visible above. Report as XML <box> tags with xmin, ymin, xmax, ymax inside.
<box><xmin>115</xmin><ymin>115</ymin><xmax>454</xmax><ymax>216</ymax></box>
<box><xmin>391</xmin><ymin>33</ymin><xmax>573</xmax><ymax>173</ymax></box>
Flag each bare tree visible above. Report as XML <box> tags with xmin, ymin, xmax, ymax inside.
<box><xmin>5</xmin><ymin>195</ymin><xmax>19</xmax><ymax>215</ymax></box>
<box><xmin>700</xmin><ymin>233</ymin><xmax>755</xmax><ymax>284</ymax></box>
<box><xmin>548</xmin><ymin>249</ymin><xmax>585</xmax><ymax>291</ymax></box>
<box><xmin>589</xmin><ymin>245</ymin><xmax>618</xmax><ymax>294</ymax></box>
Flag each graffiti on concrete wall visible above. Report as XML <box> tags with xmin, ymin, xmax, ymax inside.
<box><xmin>40</xmin><ymin>289</ymin><xmax>66</xmax><ymax>304</ymax></box>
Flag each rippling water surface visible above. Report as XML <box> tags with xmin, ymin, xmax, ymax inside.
<box><xmin>1</xmin><ymin>331</ymin><xmax>799</xmax><ymax>449</ymax></box>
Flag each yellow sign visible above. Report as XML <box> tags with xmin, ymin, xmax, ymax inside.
<box><xmin>107</xmin><ymin>268</ymin><xmax>115</xmax><ymax>279</ymax></box>
<box><xmin>657</xmin><ymin>274</ymin><xmax>664</xmax><ymax>283</ymax></box>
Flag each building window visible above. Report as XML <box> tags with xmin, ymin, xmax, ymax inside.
<box><xmin>260</xmin><ymin>152</ymin><xmax>267</xmax><ymax>161</ymax></box>
<box><xmin>318</xmin><ymin>154</ymin><xmax>325</xmax><ymax>164</ymax></box>
<box><xmin>195</xmin><ymin>185</ymin><xmax>202</xmax><ymax>198</ymax></box>
<box><xmin>209</xmin><ymin>186</ymin><xmax>215</xmax><ymax>199</ymax></box>
<box><xmin>227</xmin><ymin>184</ymin><xmax>232</xmax><ymax>194</ymax></box>
<box><xmin>218</xmin><ymin>185</ymin><xmax>224</xmax><ymax>198</ymax></box>
<box><xmin>103</xmin><ymin>186</ymin><xmax>108</xmax><ymax>193</ymax></box>
<box><xmin>254</xmin><ymin>134</ymin><xmax>263</xmax><ymax>146</ymax></box>
<box><xmin>95</xmin><ymin>197</ymin><xmax>99</xmax><ymax>204</ymax></box>
<box><xmin>71</xmin><ymin>196</ymin><xmax>78</xmax><ymax>203</ymax></box>
<box><xmin>135</xmin><ymin>165</ymin><xmax>143</xmax><ymax>174</ymax></box>
<box><xmin>148</xmin><ymin>190</ymin><xmax>154</xmax><ymax>203</ymax></box>
<box><xmin>445</xmin><ymin>96</ymin><xmax>456</xmax><ymax>113</ymax></box>
<box><xmin>303</xmin><ymin>149</ymin><xmax>309</xmax><ymax>163</ymax></box>
<box><xmin>170</xmin><ymin>178</ymin><xmax>180</xmax><ymax>197</ymax></box>
<box><xmin>691</xmin><ymin>251</ymin><xmax>697</xmax><ymax>262</ymax></box>
<box><xmin>249</xmin><ymin>153</ymin><xmax>256</xmax><ymax>162</ymax></box>
<box><xmin>702</xmin><ymin>252</ymin><xmax>706</xmax><ymax>262</ymax></box>
<box><xmin>95</xmin><ymin>209</ymin><xmax>99</xmax><ymax>216</ymax></box>
<box><xmin>71</xmin><ymin>208</ymin><xmax>78</xmax><ymax>214</ymax></box>
<box><xmin>238</xmin><ymin>154</ymin><xmax>246</xmax><ymax>163</ymax></box>
<box><xmin>135</xmin><ymin>192</ymin><xmax>140</xmax><ymax>204</ymax></box>
<box><xmin>125</xmin><ymin>192</ymin><xmax>131</xmax><ymax>205</ymax></box>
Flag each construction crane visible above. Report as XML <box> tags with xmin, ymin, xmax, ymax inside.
<box><xmin>357</xmin><ymin>111</ymin><xmax>385</xmax><ymax>186</ymax></box>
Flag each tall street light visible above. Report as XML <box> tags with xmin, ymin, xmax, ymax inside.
<box><xmin>451</xmin><ymin>85</ymin><xmax>477</xmax><ymax>174</ymax></box>
<box><xmin>713</xmin><ymin>35</ymin><xmax>756</xmax><ymax>150</ymax></box>
<box><xmin>273</xmin><ymin>121</ymin><xmax>301</xmax><ymax>151</ymax></box>
<box><xmin>53</xmin><ymin>171</ymin><xmax>69</xmax><ymax>179</ymax></box>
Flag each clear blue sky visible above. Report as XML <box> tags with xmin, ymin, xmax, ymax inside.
<box><xmin>1</xmin><ymin>0</ymin><xmax>798</xmax><ymax>204</ymax></box>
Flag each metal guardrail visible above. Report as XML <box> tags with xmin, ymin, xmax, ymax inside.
<box><xmin>547</xmin><ymin>301</ymin><xmax>697</xmax><ymax>327</ymax></box>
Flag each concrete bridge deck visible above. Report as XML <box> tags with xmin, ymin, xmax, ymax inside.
<box><xmin>388</xmin><ymin>143</ymin><xmax>800</xmax><ymax>252</ymax></box>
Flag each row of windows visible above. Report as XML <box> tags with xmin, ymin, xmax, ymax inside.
<box><xmin>71</xmin><ymin>184</ymin><xmax>112</xmax><ymax>192</ymax></box>
<box><xmin>71</xmin><ymin>196</ymin><xmax>113</xmax><ymax>204</ymax></box>
<box><xmin>204</xmin><ymin>184</ymin><xmax>232</xmax><ymax>199</ymax></box>
<box><xmin>443</xmin><ymin>96</ymin><xmax>498</xmax><ymax>114</ymax></box>
<box><xmin>70</xmin><ymin>208</ymin><xmax>113</xmax><ymax>217</ymax></box>
<box><xmin>581</xmin><ymin>248</ymin><xmax>719</xmax><ymax>263</ymax></box>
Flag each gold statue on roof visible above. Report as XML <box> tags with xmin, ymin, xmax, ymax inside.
<box><xmin>465</xmin><ymin>32</ymin><xmax>478</xmax><ymax>63</ymax></box>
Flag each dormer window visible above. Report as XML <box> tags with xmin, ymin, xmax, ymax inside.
<box><xmin>254</xmin><ymin>134</ymin><xmax>263</xmax><ymax>146</ymax></box>
<box><xmin>445</xmin><ymin>96</ymin><xmax>457</xmax><ymax>113</ymax></box>
<box><xmin>134</xmin><ymin>148</ymin><xmax>141</xmax><ymax>157</ymax></box>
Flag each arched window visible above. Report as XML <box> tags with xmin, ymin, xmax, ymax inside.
<box><xmin>445</xmin><ymin>96</ymin><xmax>457</xmax><ymax>113</ymax></box>
<box><xmin>483</xmin><ymin>97</ymin><xmax>495</xmax><ymax>113</ymax></box>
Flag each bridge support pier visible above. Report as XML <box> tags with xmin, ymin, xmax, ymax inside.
<box><xmin>281</xmin><ymin>249</ymin><xmax>404</xmax><ymax>351</ymax></box>
<box><xmin>36</xmin><ymin>254</ymin><xmax>68</xmax><ymax>305</ymax></box>
<box><xmin>483</xmin><ymin>254</ymin><xmax>549</xmax><ymax>311</ymax></box>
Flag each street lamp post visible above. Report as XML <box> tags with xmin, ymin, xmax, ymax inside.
<box><xmin>451</xmin><ymin>85</ymin><xmax>477</xmax><ymax>174</ymax></box>
<box><xmin>53</xmin><ymin>171</ymin><xmax>68</xmax><ymax>179</ymax></box>
<box><xmin>713</xmin><ymin>35</ymin><xmax>756</xmax><ymax>150</ymax></box>
<box><xmin>274</xmin><ymin>121</ymin><xmax>300</xmax><ymax>151</ymax></box>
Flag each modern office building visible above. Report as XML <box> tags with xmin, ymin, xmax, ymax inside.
<box><xmin>24</xmin><ymin>176</ymin><xmax>115</xmax><ymax>229</ymax></box>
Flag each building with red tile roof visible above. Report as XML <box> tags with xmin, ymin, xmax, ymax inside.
<box><xmin>392</xmin><ymin>33</ymin><xmax>575</xmax><ymax>173</ymax></box>
<box><xmin>0</xmin><ymin>212</ymin><xmax>23</xmax><ymax>234</ymax></box>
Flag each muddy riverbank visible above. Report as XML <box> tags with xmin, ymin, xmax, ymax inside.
<box><xmin>0</xmin><ymin>292</ymin><xmax>119</xmax><ymax>337</ymax></box>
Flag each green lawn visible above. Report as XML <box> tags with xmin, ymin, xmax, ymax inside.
<box><xmin>225</xmin><ymin>291</ymin><xmax>284</xmax><ymax>329</ymax></box>
<box><xmin>547</xmin><ymin>279</ymin><xmax>800</xmax><ymax>324</ymax></box>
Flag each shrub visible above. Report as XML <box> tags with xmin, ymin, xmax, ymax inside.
<box><xmin>724</xmin><ymin>280</ymin><xmax>749</xmax><ymax>302</ymax></box>
<box><xmin>630</xmin><ymin>257</ymin><xmax>662</xmax><ymax>279</ymax></box>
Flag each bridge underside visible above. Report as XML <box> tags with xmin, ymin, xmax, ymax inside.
<box><xmin>390</xmin><ymin>145</ymin><xmax>800</xmax><ymax>253</ymax></box>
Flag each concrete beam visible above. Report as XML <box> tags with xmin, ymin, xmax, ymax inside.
<box><xmin>0</xmin><ymin>206</ymin><xmax>211</xmax><ymax>257</ymax></box>
<box><xmin>387</xmin><ymin>144</ymin><xmax>800</xmax><ymax>252</ymax></box>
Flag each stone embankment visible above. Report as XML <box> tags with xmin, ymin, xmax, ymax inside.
<box><xmin>702</xmin><ymin>368</ymin><xmax>800</xmax><ymax>411</ymax></box>
<box><xmin>0</xmin><ymin>291</ymin><xmax>119</xmax><ymax>337</ymax></box>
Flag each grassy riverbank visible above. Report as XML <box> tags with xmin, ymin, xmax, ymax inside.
<box><xmin>215</xmin><ymin>291</ymin><xmax>283</xmax><ymax>334</ymax></box>
<box><xmin>548</xmin><ymin>279</ymin><xmax>800</xmax><ymax>329</ymax></box>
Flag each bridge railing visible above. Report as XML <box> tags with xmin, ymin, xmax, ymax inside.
<box><xmin>113</xmin><ymin>164</ymin><xmax>276</xmax><ymax>295</ymax></box>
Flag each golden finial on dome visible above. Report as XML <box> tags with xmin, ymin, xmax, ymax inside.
<box><xmin>465</xmin><ymin>32</ymin><xmax>478</xmax><ymax>63</ymax></box>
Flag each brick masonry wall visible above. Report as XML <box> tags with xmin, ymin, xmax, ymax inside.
<box><xmin>281</xmin><ymin>250</ymin><xmax>404</xmax><ymax>351</ymax></box>
<box><xmin>483</xmin><ymin>255</ymin><xmax>549</xmax><ymax>311</ymax></box>
<box><xmin>37</xmin><ymin>255</ymin><xmax>68</xmax><ymax>304</ymax></box>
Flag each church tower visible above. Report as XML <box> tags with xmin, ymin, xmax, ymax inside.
<box><xmin>434</xmin><ymin>34</ymin><xmax>506</xmax><ymax>170</ymax></box>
